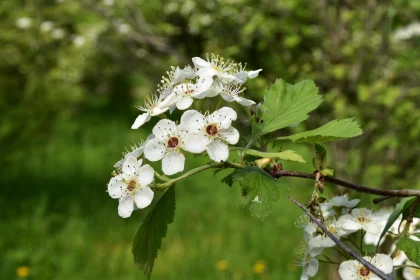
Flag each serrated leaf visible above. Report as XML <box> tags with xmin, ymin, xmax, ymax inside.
<box><xmin>396</xmin><ymin>238</ymin><xmax>420</xmax><ymax>266</ymax></box>
<box><xmin>231</xmin><ymin>167</ymin><xmax>285</xmax><ymax>220</ymax></box>
<box><xmin>277</xmin><ymin>118</ymin><xmax>363</xmax><ymax>143</ymax></box>
<box><xmin>221</xmin><ymin>172</ymin><xmax>234</xmax><ymax>187</ymax></box>
<box><xmin>240</xmin><ymin>148</ymin><xmax>306</xmax><ymax>163</ymax></box>
<box><xmin>132</xmin><ymin>187</ymin><xmax>176</xmax><ymax>278</ymax></box>
<box><xmin>377</xmin><ymin>197</ymin><xmax>417</xmax><ymax>246</ymax></box>
<box><xmin>251</xmin><ymin>79</ymin><xmax>322</xmax><ymax>141</ymax></box>
<box><xmin>313</xmin><ymin>144</ymin><xmax>327</xmax><ymax>170</ymax></box>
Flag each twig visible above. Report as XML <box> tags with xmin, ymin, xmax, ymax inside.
<box><xmin>373</xmin><ymin>196</ymin><xmax>394</xmax><ymax>204</ymax></box>
<box><xmin>287</xmin><ymin>195</ymin><xmax>391</xmax><ymax>280</ymax></box>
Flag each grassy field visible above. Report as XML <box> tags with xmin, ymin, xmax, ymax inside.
<box><xmin>1</xmin><ymin>114</ymin><xmax>345</xmax><ymax>280</ymax></box>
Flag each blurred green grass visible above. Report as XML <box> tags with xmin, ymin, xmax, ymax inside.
<box><xmin>0</xmin><ymin>114</ymin><xmax>341</xmax><ymax>280</ymax></box>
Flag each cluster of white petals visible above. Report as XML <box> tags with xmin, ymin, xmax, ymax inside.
<box><xmin>338</xmin><ymin>254</ymin><xmax>393</xmax><ymax>280</ymax></box>
<box><xmin>337</xmin><ymin>208</ymin><xmax>391</xmax><ymax>236</ymax></box>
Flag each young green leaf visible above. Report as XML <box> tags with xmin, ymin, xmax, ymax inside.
<box><xmin>313</xmin><ymin>144</ymin><xmax>327</xmax><ymax>171</ymax></box>
<box><xmin>239</xmin><ymin>148</ymin><xmax>306</xmax><ymax>163</ymax></box>
<box><xmin>321</xmin><ymin>168</ymin><xmax>334</xmax><ymax>177</ymax></box>
<box><xmin>231</xmin><ymin>167</ymin><xmax>285</xmax><ymax>220</ymax></box>
<box><xmin>251</xmin><ymin>79</ymin><xmax>322</xmax><ymax>142</ymax></box>
<box><xmin>396</xmin><ymin>238</ymin><xmax>420</xmax><ymax>266</ymax></box>
<box><xmin>132</xmin><ymin>187</ymin><xmax>176</xmax><ymax>279</ymax></box>
<box><xmin>276</xmin><ymin>118</ymin><xmax>363</xmax><ymax>143</ymax></box>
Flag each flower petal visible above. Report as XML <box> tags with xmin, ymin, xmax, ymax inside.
<box><xmin>192</xmin><ymin>57</ymin><xmax>211</xmax><ymax>68</ymax></box>
<box><xmin>180</xmin><ymin>110</ymin><xmax>205</xmax><ymax>133</ymax></box>
<box><xmin>371</xmin><ymin>253</ymin><xmax>393</xmax><ymax>274</ymax></box>
<box><xmin>137</xmin><ymin>164</ymin><xmax>154</xmax><ymax>186</ymax></box>
<box><xmin>176</xmin><ymin>96</ymin><xmax>194</xmax><ymax>110</ymax></box>
<box><xmin>134</xmin><ymin>186</ymin><xmax>154</xmax><ymax>209</ymax></box>
<box><xmin>218</xmin><ymin>126</ymin><xmax>239</xmax><ymax>145</ymax></box>
<box><xmin>144</xmin><ymin>138</ymin><xmax>166</xmax><ymax>161</ymax></box>
<box><xmin>207</xmin><ymin>139</ymin><xmax>229</xmax><ymax>162</ymax></box>
<box><xmin>152</xmin><ymin>119</ymin><xmax>177</xmax><ymax>141</ymax></box>
<box><xmin>182</xmin><ymin>133</ymin><xmax>209</xmax><ymax>153</ymax></box>
<box><xmin>210</xmin><ymin>107</ymin><xmax>237</xmax><ymax>129</ymax></box>
<box><xmin>234</xmin><ymin>96</ymin><xmax>256</xmax><ymax>106</ymax></box>
<box><xmin>363</xmin><ymin>222</ymin><xmax>381</xmax><ymax>235</ymax></box>
<box><xmin>131</xmin><ymin>113</ymin><xmax>151</xmax><ymax>129</ymax></box>
<box><xmin>162</xmin><ymin>151</ymin><xmax>185</xmax><ymax>175</ymax></box>
<box><xmin>122</xmin><ymin>155</ymin><xmax>139</xmax><ymax>176</ymax></box>
<box><xmin>248</xmin><ymin>69</ymin><xmax>262</xmax><ymax>78</ymax></box>
<box><xmin>193</xmin><ymin>76</ymin><xmax>213</xmax><ymax>93</ymax></box>
<box><xmin>306</xmin><ymin>258</ymin><xmax>318</xmax><ymax>277</ymax></box>
<box><xmin>338</xmin><ymin>260</ymin><xmax>360</xmax><ymax>280</ymax></box>
<box><xmin>108</xmin><ymin>175</ymin><xmax>125</xmax><ymax>199</ymax></box>
<box><xmin>118</xmin><ymin>197</ymin><xmax>134</xmax><ymax>218</ymax></box>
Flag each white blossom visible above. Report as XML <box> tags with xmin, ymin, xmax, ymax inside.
<box><xmin>72</xmin><ymin>35</ymin><xmax>85</xmax><ymax>47</ymax></box>
<box><xmin>192</xmin><ymin>55</ymin><xmax>241</xmax><ymax>83</ymax></box>
<box><xmin>308</xmin><ymin>218</ymin><xmax>347</xmax><ymax>249</ymax></box>
<box><xmin>180</xmin><ymin>107</ymin><xmax>239</xmax><ymax>162</ymax></box>
<box><xmin>296</xmin><ymin>246</ymin><xmax>323</xmax><ymax>280</ymax></box>
<box><xmin>337</xmin><ymin>208</ymin><xmax>390</xmax><ymax>235</ymax></box>
<box><xmin>233</xmin><ymin>64</ymin><xmax>263</xmax><ymax>84</ymax></box>
<box><xmin>393</xmin><ymin>22</ymin><xmax>420</xmax><ymax>41</ymax></box>
<box><xmin>403</xmin><ymin>260</ymin><xmax>420</xmax><ymax>280</ymax></box>
<box><xmin>144</xmin><ymin>119</ymin><xmax>207</xmax><ymax>175</ymax></box>
<box><xmin>321</xmin><ymin>194</ymin><xmax>360</xmax><ymax>218</ymax></box>
<box><xmin>40</xmin><ymin>21</ymin><xmax>54</xmax><ymax>33</ymax></box>
<box><xmin>51</xmin><ymin>28</ymin><xmax>65</xmax><ymax>39</ymax></box>
<box><xmin>131</xmin><ymin>94</ymin><xmax>170</xmax><ymax>129</ymax></box>
<box><xmin>338</xmin><ymin>254</ymin><xmax>393</xmax><ymax>280</ymax></box>
<box><xmin>215</xmin><ymin>82</ymin><xmax>256</xmax><ymax>106</ymax></box>
<box><xmin>108</xmin><ymin>156</ymin><xmax>154</xmax><ymax>218</ymax></box>
<box><xmin>16</xmin><ymin>17</ymin><xmax>32</xmax><ymax>29</ymax></box>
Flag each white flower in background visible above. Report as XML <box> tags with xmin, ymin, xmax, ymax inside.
<box><xmin>72</xmin><ymin>35</ymin><xmax>85</xmax><ymax>47</ymax></box>
<box><xmin>403</xmin><ymin>260</ymin><xmax>420</xmax><ymax>280</ymax></box>
<box><xmin>16</xmin><ymin>17</ymin><xmax>32</xmax><ymax>29</ymax></box>
<box><xmin>233</xmin><ymin>64</ymin><xmax>263</xmax><ymax>84</ymax></box>
<box><xmin>144</xmin><ymin>119</ymin><xmax>207</xmax><ymax>175</ymax></box>
<box><xmin>131</xmin><ymin>94</ymin><xmax>169</xmax><ymax>129</ymax></box>
<box><xmin>51</xmin><ymin>28</ymin><xmax>65</xmax><ymax>39</ymax></box>
<box><xmin>117</xmin><ymin>23</ymin><xmax>130</xmax><ymax>34</ymax></box>
<box><xmin>161</xmin><ymin>77</ymin><xmax>213</xmax><ymax>110</ymax></box>
<box><xmin>338</xmin><ymin>254</ymin><xmax>393</xmax><ymax>280</ymax></box>
<box><xmin>363</xmin><ymin>208</ymin><xmax>393</xmax><ymax>245</ymax></box>
<box><xmin>192</xmin><ymin>55</ymin><xmax>241</xmax><ymax>83</ymax></box>
<box><xmin>114</xmin><ymin>138</ymin><xmax>153</xmax><ymax>168</ymax></box>
<box><xmin>108</xmin><ymin>156</ymin><xmax>154</xmax><ymax>218</ymax></box>
<box><xmin>103</xmin><ymin>0</ymin><xmax>114</xmax><ymax>6</ymax></box>
<box><xmin>308</xmin><ymin>218</ymin><xmax>347</xmax><ymax>248</ymax></box>
<box><xmin>215</xmin><ymin>82</ymin><xmax>256</xmax><ymax>106</ymax></box>
<box><xmin>321</xmin><ymin>194</ymin><xmax>360</xmax><ymax>218</ymax></box>
<box><xmin>40</xmin><ymin>21</ymin><xmax>54</xmax><ymax>33</ymax></box>
<box><xmin>337</xmin><ymin>208</ymin><xmax>390</xmax><ymax>235</ymax></box>
<box><xmin>297</xmin><ymin>246</ymin><xmax>323</xmax><ymax>280</ymax></box>
<box><xmin>393</xmin><ymin>246</ymin><xmax>408</xmax><ymax>266</ymax></box>
<box><xmin>180</xmin><ymin>107</ymin><xmax>239</xmax><ymax>162</ymax></box>
<box><xmin>393</xmin><ymin>22</ymin><xmax>420</xmax><ymax>41</ymax></box>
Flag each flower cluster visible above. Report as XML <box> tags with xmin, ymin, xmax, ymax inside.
<box><xmin>108</xmin><ymin>54</ymin><xmax>261</xmax><ymax>218</ymax></box>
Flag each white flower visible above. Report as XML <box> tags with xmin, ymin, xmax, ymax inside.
<box><xmin>337</xmin><ymin>208</ymin><xmax>390</xmax><ymax>235</ymax></box>
<box><xmin>233</xmin><ymin>66</ymin><xmax>263</xmax><ymax>84</ymax></box>
<box><xmin>403</xmin><ymin>260</ymin><xmax>420</xmax><ymax>280</ymax></box>
<box><xmin>103</xmin><ymin>0</ymin><xmax>114</xmax><ymax>6</ymax></box>
<box><xmin>51</xmin><ymin>28</ymin><xmax>65</xmax><ymax>39</ymax></box>
<box><xmin>131</xmin><ymin>94</ymin><xmax>169</xmax><ymax>129</ymax></box>
<box><xmin>16</xmin><ymin>17</ymin><xmax>32</xmax><ymax>29</ymax></box>
<box><xmin>216</xmin><ymin>82</ymin><xmax>256</xmax><ymax>106</ymax></box>
<box><xmin>192</xmin><ymin>55</ymin><xmax>241</xmax><ymax>83</ymax></box>
<box><xmin>40</xmin><ymin>21</ymin><xmax>54</xmax><ymax>33</ymax></box>
<box><xmin>173</xmin><ymin>66</ymin><xmax>196</xmax><ymax>84</ymax></box>
<box><xmin>363</xmin><ymin>208</ymin><xmax>393</xmax><ymax>245</ymax></box>
<box><xmin>73</xmin><ymin>35</ymin><xmax>85</xmax><ymax>47</ymax></box>
<box><xmin>338</xmin><ymin>254</ymin><xmax>393</xmax><ymax>280</ymax></box>
<box><xmin>297</xmin><ymin>246</ymin><xmax>323</xmax><ymax>280</ymax></box>
<box><xmin>308</xmin><ymin>218</ymin><xmax>347</xmax><ymax>248</ymax></box>
<box><xmin>161</xmin><ymin>76</ymin><xmax>213</xmax><ymax>110</ymax></box>
<box><xmin>108</xmin><ymin>156</ymin><xmax>154</xmax><ymax>218</ymax></box>
<box><xmin>393</xmin><ymin>246</ymin><xmax>408</xmax><ymax>266</ymax></box>
<box><xmin>144</xmin><ymin>119</ymin><xmax>207</xmax><ymax>175</ymax></box>
<box><xmin>180</xmin><ymin>107</ymin><xmax>239</xmax><ymax>162</ymax></box>
<box><xmin>321</xmin><ymin>194</ymin><xmax>360</xmax><ymax>218</ymax></box>
<box><xmin>117</xmin><ymin>23</ymin><xmax>130</xmax><ymax>34</ymax></box>
<box><xmin>393</xmin><ymin>22</ymin><xmax>420</xmax><ymax>41</ymax></box>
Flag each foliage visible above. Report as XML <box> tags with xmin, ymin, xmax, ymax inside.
<box><xmin>396</xmin><ymin>238</ymin><xmax>420</xmax><ymax>266</ymax></box>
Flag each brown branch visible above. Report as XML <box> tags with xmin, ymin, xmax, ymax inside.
<box><xmin>272</xmin><ymin>170</ymin><xmax>420</xmax><ymax>198</ymax></box>
<box><xmin>287</xmin><ymin>196</ymin><xmax>391</xmax><ymax>280</ymax></box>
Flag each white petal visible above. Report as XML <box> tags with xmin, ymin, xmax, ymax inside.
<box><xmin>337</xmin><ymin>215</ymin><xmax>362</xmax><ymax>233</ymax></box>
<box><xmin>219</xmin><ymin>92</ymin><xmax>235</xmax><ymax>102</ymax></box>
<box><xmin>371</xmin><ymin>254</ymin><xmax>393</xmax><ymax>274</ymax></box>
<box><xmin>108</xmin><ymin>175</ymin><xmax>125</xmax><ymax>199</ymax></box>
<box><xmin>182</xmin><ymin>133</ymin><xmax>209</xmax><ymax>153</ymax></box>
<box><xmin>176</xmin><ymin>96</ymin><xmax>194</xmax><ymax>110</ymax></box>
<box><xmin>122</xmin><ymin>156</ymin><xmax>139</xmax><ymax>176</ymax></box>
<box><xmin>134</xmin><ymin>186</ymin><xmax>154</xmax><ymax>209</ymax></box>
<box><xmin>218</xmin><ymin>126</ymin><xmax>239</xmax><ymax>145</ymax></box>
<box><xmin>144</xmin><ymin>138</ymin><xmax>166</xmax><ymax>161</ymax></box>
<box><xmin>137</xmin><ymin>164</ymin><xmax>154</xmax><ymax>186</ymax></box>
<box><xmin>193</xmin><ymin>76</ymin><xmax>213</xmax><ymax>93</ymax></box>
<box><xmin>306</xmin><ymin>258</ymin><xmax>318</xmax><ymax>277</ymax></box>
<box><xmin>210</xmin><ymin>107</ymin><xmax>237</xmax><ymax>129</ymax></box>
<box><xmin>151</xmin><ymin>105</ymin><xmax>168</xmax><ymax>116</ymax></box>
<box><xmin>363</xmin><ymin>222</ymin><xmax>381</xmax><ymax>235</ymax></box>
<box><xmin>131</xmin><ymin>113</ymin><xmax>151</xmax><ymax>129</ymax></box>
<box><xmin>152</xmin><ymin>119</ymin><xmax>177</xmax><ymax>141</ymax></box>
<box><xmin>202</xmin><ymin>86</ymin><xmax>219</xmax><ymax>97</ymax></box>
<box><xmin>234</xmin><ymin>71</ymin><xmax>248</xmax><ymax>83</ymax></box>
<box><xmin>159</xmin><ymin>93</ymin><xmax>178</xmax><ymax>108</ymax></box>
<box><xmin>248</xmin><ymin>69</ymin><xmax>262</xmax><ymax>78</ymax></box>
<box><xmin>207</xmin><ymin>139</ymin><xmax>229</xmax><ymax>162</ymax></box>
<box><xmin>197</xmin><ymin>67</ymin><xmax>218</xmax><ymax>77</ymax></box>
<box><xmin>403</xmin><ymin>267</ymin><xmax>417</xmax><ymax>280</ymax></box>
<box><xmin>192</xmin><ymin>57</ymin><xmax>211</xmax><ymax>68</ymax></box>
<box><xmin>234</xmin><ymin>96</ymin><xmax>256</xmax><ymax>106</ymax></box>
<box><xmin>180</xmin><ymin>110</ymin><xmax>205</xmax><ymax>133</ymax></box>
<box><xmin>218</xmin><ymin>72</ymin><xmax>241</xmax><ymax>83</ymax></box>
<box><xmin>338</xmin><ymin>260</ymin><xmax>360</xmax><ymax>280</ymax></box>
<box><xmin>346</xmin><ymin>198</ymin><xmax>361</xmax><ymax>208</ymax></box>
<box><xmin>162</xmin><ymin>151</ymin><xmax>185</xmax><ymax>175</ymax></box>
<box><xmin>118</xmin><ymin>197</ymin><xmax>135</xmax><ymax>218</ymax></box>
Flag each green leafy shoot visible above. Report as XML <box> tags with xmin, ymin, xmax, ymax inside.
<box><xmin>132</xmin><ymin>187</ymin><xmax>176</xmax><ymax>279</ymax></box>
<box><xmin>396</xmin><ymin>238</ymin><xmax>420</xmax><ymax>266</ymax></box>
<box><xmin>313</xmin><ymin>144</ymin><xmax>327</xmax><ymax>171</ymax></box>
<box><xmin>251</xmin><ymin>79</ymin><xmax>322</xmax><ymax>144</ymax></box>
<box><xmin>276</xmin><ymin>118</ymin><xmax>363</xmax><ymax>143</ymax></box>
<box><xmin>230</xmin><ymin>167</ymin><xmax>285</xmax><ymax>220</ymax></box>
<box><xmin>236</xmin><ymin>148</ymin><xmax>306</xmax><ymax>163</ymax></box>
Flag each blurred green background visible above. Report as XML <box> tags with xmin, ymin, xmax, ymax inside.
<box><xmin>1</xmin><ymin>0</ymin><xmax>420</xmax><ymax>279</ymax></box>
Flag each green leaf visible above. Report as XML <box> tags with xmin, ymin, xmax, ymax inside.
<box><xmin>313</xmin><ymin>144</ymin><xmax>327</xmax><ymax>170</ymax></box>
<box><xmin>321</xmin><ymin>168</ymin><xmax>334</xmax><ymax>176</ymax></box>
<box><xmin>251</xmin><ymin>79</ymin><xmax>322</xmax><ymax>141</ymax></box>
<box><xmin>277</xmin><ymin>118</ymin><xmax>363</xmax><ymax>143</ymax></box>
<box><xmin>231</xmin><ymin>167</ymin><xmax>285</xmax><ymax>220</ymax></box>
<box><xmin>221</xmin><ymin>172</ymin><xmax>235</xmax><ymax>187</ymax></box>
<box><xmin>132</xmin><ymin>187</ymin><xmax>176</xmax><ymax>278</ymax></box>
<box><xmin>240</xmin><ymin>148</ymin><xmax>306</xmax><ymax>163</ymax></box>
<box><xmin>396</xmin><ymin>238</ymin><xmax>420</xmax><ymax>266</ymax></box>
<box><xmin>377</xmin><ymin>197</ymin><xmax>417</xmax><ymax>246</ymax></box>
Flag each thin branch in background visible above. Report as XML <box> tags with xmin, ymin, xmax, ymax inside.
<box><xmin>287</xmin><ymin>195</ymin><xmax>391</xmax><ymax>280</ymax></box>
<box><xmin>373</xmin><ymin>196</ymin><xmax>394</xmax><ymax>204</ymax></box>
